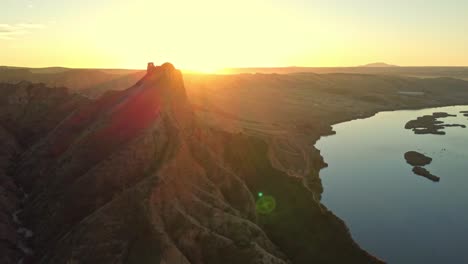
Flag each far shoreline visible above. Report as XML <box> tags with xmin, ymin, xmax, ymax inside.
<box><xmin>317</xmin><ymin>104</ymin><xmax>468</xmax><ymax>140</ymax></box>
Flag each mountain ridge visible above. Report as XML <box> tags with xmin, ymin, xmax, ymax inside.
<box><xmin>4</xmin><ymin>63</ymin><xmax>379</xmax><ymax>263</ymax></box>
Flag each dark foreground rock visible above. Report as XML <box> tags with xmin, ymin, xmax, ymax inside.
<box><xmin>405</xmin><ymin>112</ymin><xmax>466</xmax><ymax>135</ymax></box>
<box><xmin>0</xmin><ymin>82</ymin><xmax>88</xmax><ymax>263</ymax></box>
<box><xmin>404</xmin><ymin>151</ymin><xmax>432</xmax><ymax>166</ymax></box>
<box><xmin>412</xmin><ymin>167</ymin><xmax>440</xmax><ymax>182</ymax></box>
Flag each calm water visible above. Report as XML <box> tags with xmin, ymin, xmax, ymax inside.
<box><xmin>316</xmin><ymin>105</ymin><xmax>468</xmax><ymax>264</ymax></box>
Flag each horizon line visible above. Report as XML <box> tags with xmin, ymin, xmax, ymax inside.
<box><xmin>2</xmin><ymin>64</ymin><xmax>468</xmax><ymax>71</ymax></box>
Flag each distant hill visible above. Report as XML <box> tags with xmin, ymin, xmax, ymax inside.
<box><xmin>0</xmin><ymin>66</ymin><xmax>71</xmax><ymax>74</ymax></box>
<box><xmin>3</xmin><ymin>65</ymin><xmax>468</xmax><ymax>100</ymax></box>
<box><xmin>359</xmin><ymin>62</ymin><xmax>398</xmax><ymax>67</ymax></box>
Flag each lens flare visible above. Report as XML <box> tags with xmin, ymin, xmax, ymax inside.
<box><xmin>256</xmin><ymin>195</ymin><xmax>276</xmax><ymax>215</ymax></box>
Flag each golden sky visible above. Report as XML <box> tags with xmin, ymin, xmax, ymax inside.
<box><xmin>1</xmin><ymin>0</ymin><xmax>467</xmax><ymax>71</ymax></box>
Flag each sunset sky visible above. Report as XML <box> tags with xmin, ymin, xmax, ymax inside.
<box><xmin>1</xmin><ymin>0</ymin><xmax>467</xmax><ymax>71</ymax></box>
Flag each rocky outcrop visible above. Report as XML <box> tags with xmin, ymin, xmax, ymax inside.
<box><xmin>11</xmin><ymin>63</ymin><xmax>379</xmax><ymax>263</ymax></box>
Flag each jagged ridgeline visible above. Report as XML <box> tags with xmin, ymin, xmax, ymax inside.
<box><xmin>2</xmin><ymin>63</ymin><xmax>380</xmax><ymax>263</ymax></box>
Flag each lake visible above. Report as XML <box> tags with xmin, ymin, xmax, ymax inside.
<box><xmin>316</xmin><ymin>105</ymin><xmax>468</xmax><ymax>263</ymax></box>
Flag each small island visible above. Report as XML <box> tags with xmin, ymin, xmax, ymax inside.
<box><xmin>460</xmin><ymin>110</ymin><xmax>468</xmax><ymax>117</ymax></box>
<box><xmin>404</xmin><ymin>151</ymin><xmax>440</xmax><ymax>182</ymax></box>
<box><xmin>405</xmin><ymin>112</ymin><xmax>466</xmax><ymax>135</ymax></box>
<box><xmin>412</xmin><ymin>166</ymin><xmax>440</xmax><ymax>182</ymax></box>
<box><xmin>404</xmin><ymin>151</ymin><xmax>432</xmax><ymax>166</ymax></box>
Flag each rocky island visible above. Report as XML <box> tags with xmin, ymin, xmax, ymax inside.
<box><xmin>412</xmin><ymin>167</ymin><xmax>440</xmax><ymax>182</ymax></box>
<box><xmin>404</xmin><ymin>151</ymin><xmax>432</xmax><ymax>166</ymax></box>
<box><xmin>404</xmin><ymin>151</ymin><xmax>440</xmax><ymax>182</ymax></box>
<box><xmin>405</xmin><ymin>112</ymin><xmax>466</xmax><ymax>135</ymax></box>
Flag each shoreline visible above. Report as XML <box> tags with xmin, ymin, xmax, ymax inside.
<box><xmin>312</xmin><ymin>103</ymin><xmax>468</xmax><ymax>261</ymax></box>
<box><xmin>318</xmin><ymin>104</ymin><xmax>468</xmax><ymax>140</ymax></box>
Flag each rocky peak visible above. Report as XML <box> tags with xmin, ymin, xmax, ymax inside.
<box><xmin>34</xmin><ymin>62</ymin><xmax>192</xmax><ymax>162</ymax></box>
<box><xmin>147</xmin><ymin>62</ymin><xmax>155</xmax><ymax>72</ymax></box>
<box><xmin>141</xmin><ymin>62</ymin><xmax>190</xmax><ymax>119</ymax></box>
<box><xmin>146</xmin><ymin>62</ymin><xmax>176</xmax><ymax>75</ymax></box>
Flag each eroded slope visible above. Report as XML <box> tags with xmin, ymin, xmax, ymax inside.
<box><xmin>12</xmin><ymin>63</ymin><xmax>378</xmax><ymax>263</ymax></box>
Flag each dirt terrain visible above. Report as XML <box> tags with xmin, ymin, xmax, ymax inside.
<box><xmin>184</xmin><ymin>73</ymin><xmax>468</xmax><ymax>189</ymax></box>
<box><xmin>2</xmin><ymin>64</ymin><xmax>468</xmax><ymax>263</ymax></box>
<box><xmin>0</xmin><ymin>64</ymin><xmax>381</xmax><ymax>263</ymax></box>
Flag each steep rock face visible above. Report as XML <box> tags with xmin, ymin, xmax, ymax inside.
<box><xmin>0</xmin><ymin>126</ymin><xmax>21</xmax><ymax>264</ymax></box>
<box><xmin>0</xmin><ymin>82</ymin><xmax>88</xmax><ymax>264</ymax></box>
<box><xmin>15</xmin><ymin>63</ymin><xmax>379</xmax><ymax>263</ymax></box>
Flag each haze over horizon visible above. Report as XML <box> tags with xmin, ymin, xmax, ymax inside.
<box><xmin>1</xmin><ymin>0</ymin><xmax>468</xmax><ymax>71</ymax></box>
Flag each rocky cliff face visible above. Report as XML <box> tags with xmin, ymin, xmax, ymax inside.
<box><xmin>0</xmin><ymin>126</ymin><xmax>22</xmax><ymax>264</ymax></box>
<box><xmin>0</xmin><ymin>82</ymin><xmax>88</xmax><ymax>263</ymax></box>
<box><xmin>6</xmin><ymin>63</ymin><xmax>379</xmax><ymax>263</ymax></box>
